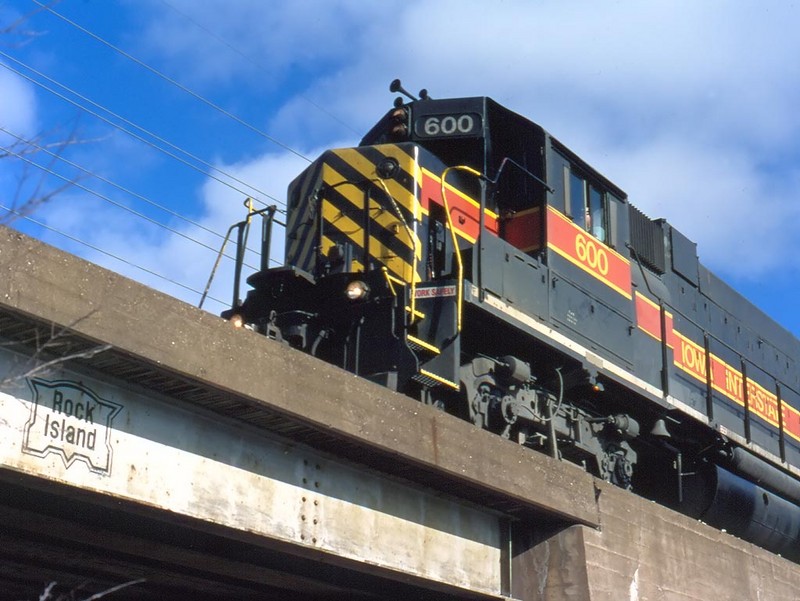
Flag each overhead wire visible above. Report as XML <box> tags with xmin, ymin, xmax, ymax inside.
<box><xmin>0</xmin><ymin>140</ymin><xmax>250</xmax><ymax>264</ymax></box>
<box><xmin>2</xmin><ymin>125</ymin><xmax>284</xmax><ymax>267</ymax></box>
<box><xmin>0</xmin><ymin>123</ymin><xmax>286</xmax><ymax>264</ymax></box>
<box><xmin>0</xmin><ymin>56</ymin><xmax>287</xmax><ymax>282</ymax></box>
<box><xmin>31</xmin><ymin>0</ymin><xmax>313</xmax><ymax>164</ymax></box>
<box><xmin>1</xmin><ymin>124</ymin><xmax>231</xmax><ymax>243</ymax></box>
<box><xmin>1</xmin><ymin>141</ymin><xmax>284</xmax><ymax>273</ymax></box>
<box><xmin>0</xmin><ymin>51</ymin><xmax>286</xmax><ymax>212</ymax></box>
<box><xmin>0</xmin><ymin>138</ymin><xmax>283</xmax><ymax>301</ymax></box>
<box><xmin>0</xmin><ymin>131</ymin><xmax>284</xmax><ymax>268</ymax></box>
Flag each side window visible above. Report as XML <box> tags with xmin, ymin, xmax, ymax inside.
<box><xmin>563</xmin><ymin>166</ymin><xmax>607</xmax><ymax>244</ymax></box>
<box><xmin>588</xmin><ymin>185</ymin><xmax>606</xmax><ymax>242</ymax></box>
<box><xmin>569</xmin><ymin>171</ymin><xmax>587</xmax><ymax>230</ymax></box>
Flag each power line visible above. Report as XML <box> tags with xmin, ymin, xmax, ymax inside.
<box><xmin>0</xmin><ymin>140</ymin><xmax>256</xmax><ymax>267</ymax></box>
<box><xmin>0</xmin><ymin>135</ymin><xmax>284</xmax><ymax>272</ymax></box>
<box><xmin>32</xmin><ymin>0</ymin><xmax>313</xmax><ymax>164</ymax></box>
<box><xmin>1</xmin><ymin>2</ymin><xmax>294</xmax><ymax>302</ymax></box>
<box><xmin>0</xmin><ymin>52</ymin><xmax>287</xmax><ymax>211</ymax></box>
<box><xmin>1</xmin><ymin>124</ymin><xmax>287</xmax><ymax>264</ymax></box>
<box><xmin>1</xmin><ymin>124</ymin><xmax>229</xmax><ymax>243</ymax></box>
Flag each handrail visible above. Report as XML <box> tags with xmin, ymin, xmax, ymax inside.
<box><xmin>440</xmin><ymin>165</ymin><xmax>482</xmax><ymax>332</ymax></box>
<box><xmin>200</xmin><ymin>198</ymin><xmax>278</xmax><ymax>310</ymax></box>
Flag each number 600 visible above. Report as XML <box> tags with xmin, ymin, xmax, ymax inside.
<box><xmin>575</xmin><ymin>232</ymin><xmax>609</xmax><ymax>276</ymax></box>
<box><xmin>423</xmin><ymin>115</ymin><xmax>475</xmax><ymax>136</ymax></box>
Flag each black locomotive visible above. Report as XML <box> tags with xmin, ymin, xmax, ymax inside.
<box><xmin>223</xmin><ymin>80</ymin><xmax>800</xmax><ymax>559</ymax></box>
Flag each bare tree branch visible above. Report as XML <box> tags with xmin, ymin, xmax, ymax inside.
<box><xmin>0</xmin><ymin>1</ymin><xmax>63</xmax><ymax>48</ymax></box>
<box><xmin>38</xmin><ymin>581</ymin><xmax>57</xmax><ymax>601</ymax></box>
<box><xmin>31</xmin><ymin>578</ymin><xmax>146</xmax><ymax>601</ymax></box>
<box><xmin>0</xmin><ymin>122</ymin><xmax>89</xmax><ymax>225</ymax></box>
<box><xmin>79</xmin><ymin>578</ymin><xmax>146</xmax><ymax>601</ymax></box>
<box><xmin>0</xmin><ymin>133</ymin><xmax>108</xmax><ymax>160</ymax></box>
<box><xmin>0</xmin><ymin>310</ymin><xmax>113</xmax><ymax>388</ymax></box>
<box><xmin>1</xmin><ymin>343</ymin><xmax>113</xmax><ymax>387</ymax></box>
<box><xmin>0</xmin><ymin>123</ymin><xmax>110</xmax><ymax>225</ymax></box>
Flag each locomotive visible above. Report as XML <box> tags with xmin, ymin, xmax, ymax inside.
<box><xmin>222</xmin><ymin>80</ymin><xmax>800</xmax><ymax>559</ymax></box>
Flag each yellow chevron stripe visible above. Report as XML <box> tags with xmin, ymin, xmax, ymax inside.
<box><xmin>322</xmin><ymin>164</ymin><xmax>421</xmax><ymax>259</ymax></box>
<box><xmin>321</xmin><ymin>234</ymin><xmax>335</xmax><ymax>258</ymax></box>
<box><xmin>372</xmin><ymin>144</ymin><xmax>424</xmax><ymax>221</ymax></box>
<box><xmin>373</xmin><ymin>143</ymin><xmax>424</xmax><ymax>187</ymax></box>
<box><xmin>331</xmin><ymin>147</ymin><xmax>421</xmax><ymax>219</ymax></box>
<box><xmin>322</xmin><ymin>200</ymin><xmax>419</xmax><ymax>282</ymax></box>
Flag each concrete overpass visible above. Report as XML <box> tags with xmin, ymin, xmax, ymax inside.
<box><xmin>0</xmin><ymin>226</ymin><xmax>798</xmax><ymax>600</ymax></box>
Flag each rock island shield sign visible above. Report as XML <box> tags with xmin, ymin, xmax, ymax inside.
<box><xmin>22</xmin><ymin>378</ymin><xmax>123</xmax><ymax>475</ymax></box>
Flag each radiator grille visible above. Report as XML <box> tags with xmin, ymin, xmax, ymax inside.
<box><xmin>628</xmin><ymin>204</ymin><xmax>666</xmax><ymax>274</ymax></box>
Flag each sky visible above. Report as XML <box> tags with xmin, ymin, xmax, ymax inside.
<box><xmin>1</xmin><ymin>0</ymin><xmax>800</xmax><ymax>337</ymax></box>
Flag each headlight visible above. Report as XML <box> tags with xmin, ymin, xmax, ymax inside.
<box><xmin>230</xmin><ymin>314</ymin><xmax>245</xmax><ymax>328</ymax></box>
<box><xmin>345</xmin><ymin>280</ymin><xmax>370</xmax><ymax>301</ymax></box>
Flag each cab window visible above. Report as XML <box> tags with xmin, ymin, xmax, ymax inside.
<box><xmin>564</xmin><ymin>167</ymin><xmax>607</xmax><ymax>243</ymax></box>
<box><xmin>588</xmin><ymin>185</ymin><xmax>606</xmax><ymax>242</ymax></box>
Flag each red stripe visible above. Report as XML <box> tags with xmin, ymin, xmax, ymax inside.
<box><xmin>546</xmin><ymin>206</ymin><xmax>631</xmax><ymax>298</ymax></box>
<box><xmin>503</xmin><ymin>208</ymin><xmax>542</xmax><ymax>251</ymax></box>
<box><xmin>746</xmin><ymin>379</ymin><xmax>780</xmax><ymax>427</ymax></box>
<box><xmin>672</xmin><ymin>331</ymin><xmax>706</xmax><ymax>383</ymax></box>
<box><xmin>709</xmin><ymin>354</ymin><xmax>744</xmax><ymax>406</ymax></box>
<box><xmin>421</xmin><ymin>172</ymin><xmax>498</xmax><ymax>239</ymax></box>
<box><xmin>635</xmin><ymin>293</ymin><xmax>661</xmax><ymax>341</ymax></box>
<box><xmin>783</xmin><ymin>403</ymin><xmax>800</xmax><ymax>442</ymax></box>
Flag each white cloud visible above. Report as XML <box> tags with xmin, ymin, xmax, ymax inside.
<box><xmin>0</xmin><ymin>69</ymin><xmax>37</xmax><ymax>137</ymax></box>
<box><xmin>133</xmin><ymin>0</ymin><xmax>392</xmax><ymax>90</ymax></box>
<box><xmin>0</xmin><ymin>68</ymin><xmax>41</xmax><ymax>222</ymax></box>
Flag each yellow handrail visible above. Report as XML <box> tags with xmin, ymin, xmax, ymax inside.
<box><xmin>440</xmin><ymin>166</ymin><xmax>482</xmax><ymax>333</ymax></box>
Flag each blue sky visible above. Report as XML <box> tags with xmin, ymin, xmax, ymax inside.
<box><xmin>2</xmin><ymin>0</ymin><xmax>800</xmax><ymax>337</ymax></box>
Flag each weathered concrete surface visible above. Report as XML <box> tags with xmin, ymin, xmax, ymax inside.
<box><xmin>0</xmin><ymin>346</ymin><xmax>507</xmax><ymax>597</ymax></box>
<box><xmin>517</xmin><ymin>481</ymin><xmax>800</xmax><ymax>600</ymax></box>
<box><xmin>0</xmin><ymin>227</ymin><xmax>597</xmax><ymax>527</ymax></box>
